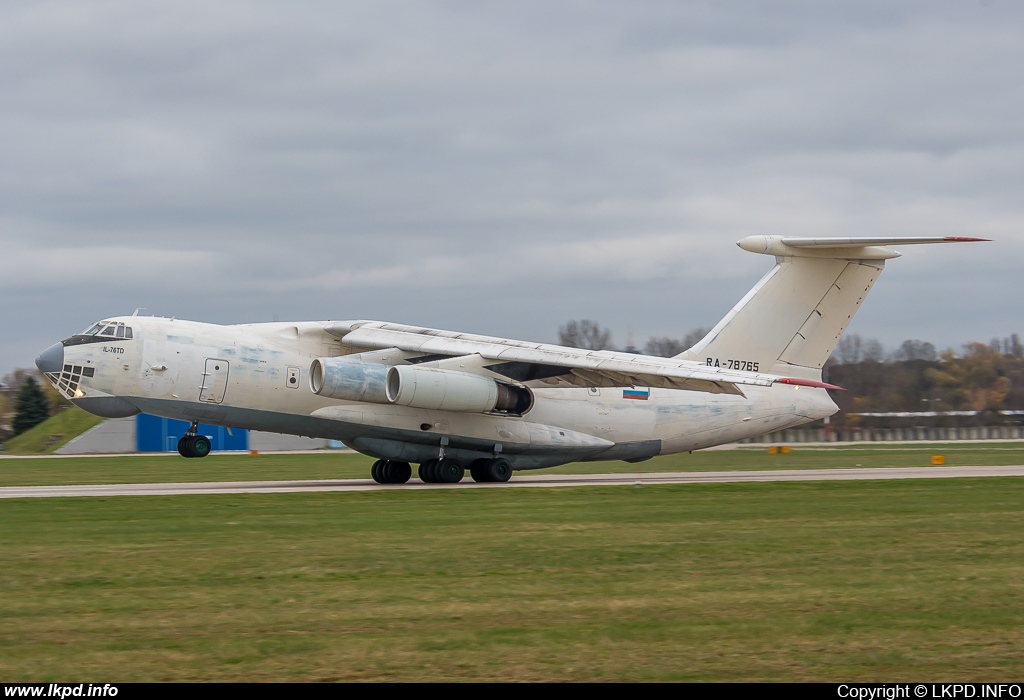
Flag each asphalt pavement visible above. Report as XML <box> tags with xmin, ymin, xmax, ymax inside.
<box><xmin>2</xmin><ymin>465</ymin><xmax>1023</xmax><ymax>499</ymax></box>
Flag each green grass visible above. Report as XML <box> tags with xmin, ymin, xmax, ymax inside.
<box><xmin>1</xmin><ymin>407</ymin><xmax>103</xmax><ymax>455</ymax></box>
<box><xmin>0</xmin><ymin>444</ymin><xmax>1023</xmax><ymax>487</ymax></box>
<box><xmin>0</xmin><ymin>479</ymin><xmax>1022</xmax><ymax>680</ymax></box>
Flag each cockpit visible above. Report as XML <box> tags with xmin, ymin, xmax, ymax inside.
<box><xmin>80</xmin><ymin>321</ymin><xmax>134</xmax><ymax>339</ymax></box>
<box><xmin>62</xmin><ymin>321</ymin><xmax>135</xmax><ymax>346</ymax></box>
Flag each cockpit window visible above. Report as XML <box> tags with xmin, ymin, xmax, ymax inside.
<box><xmin>70</xmin><ymin>321</ymin><xmax>134</xmax><ymax>343</ymax></box>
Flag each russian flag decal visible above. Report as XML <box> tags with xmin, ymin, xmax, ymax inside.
<box><xmin>622</xmin><ymin>388</ymin><xmax>650</xmax><ymax>400</ymax></box>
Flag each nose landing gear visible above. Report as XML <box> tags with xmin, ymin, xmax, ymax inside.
<box><xmin>178</xmin><ymin>421</ymin><xmax>212</xmax><ymax>458</ymax></box>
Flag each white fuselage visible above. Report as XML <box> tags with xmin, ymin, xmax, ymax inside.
<box><xmin>51</xmin><ymin>316</ymin><xmax>837</xmax><ymax>468</ymax></box>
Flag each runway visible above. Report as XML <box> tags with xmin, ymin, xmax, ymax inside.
<box><xmin>2</xmin><ymin>464</ymin><xmax>1023</xmax><ymax>499</ymax></box>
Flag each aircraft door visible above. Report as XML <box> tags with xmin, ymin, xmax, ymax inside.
<box><xmin>199</xmin><ymin>359</ymin><xmax>230</xmax><ymax>404</ymax></box>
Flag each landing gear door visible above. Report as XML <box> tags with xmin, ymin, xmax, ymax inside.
<box><xmin>199</xmin><ymin>359</ymin><xmax>230</xmax><ymax>404</ymax></box>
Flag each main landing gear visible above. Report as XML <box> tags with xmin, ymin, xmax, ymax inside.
<box><xmin>418</xmin><ymin>458</ymin><xmax>464</xmax><ymax>483</ymax></box>
<box><xmin>470</xmin><ymin>458</ymin><xmax>513</xmax><ymax>483</ymax></box>
<box><xmin>177</xmin><ymin>421</ymin><xmax>211</xmax><ymax>458</ymax></box>
<box><xmin>369</xmin><ymin>456</ymin><xmax>513</xmax><ymax>485</ymax></box>
<box><xmin>371</xmin><ymin>460</ymin><xmax>412</xmax><ymax>484</ymax></box>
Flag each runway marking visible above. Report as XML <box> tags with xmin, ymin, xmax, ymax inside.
<box><xmin>1</xmin><ymin>465</ymin><xmax>1023</xmax><ymax>499</ymax></box>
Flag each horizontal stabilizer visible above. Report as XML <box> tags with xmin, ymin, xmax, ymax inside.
<box><xmin>781</xmin><ymin>236</ymin><xmax>989</xmax><ymax>247</ymax></box>
<box><xmin>737</xmin><ymin>235</ymin><xmax>989</xmax><ymax>259</ymax></box>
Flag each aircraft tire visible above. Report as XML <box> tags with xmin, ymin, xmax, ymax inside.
<box><xmin>371</xmin><ymin>459</ymin><xmax>385</xmax><ymax>484</ymax></box>
<box><xmin>177</xmin><ymin>436</ymin><xmax>191</xmax><ymax>458</ymax></box>
<box><xmin>486</xmin><ymin>458</ymin><xmax>512</xmax><ymax>483</ymax></box>
<box><xmin>437</xmin><ymin>458</ymin><xmax>464</xmax><ymax>484</ymax></box>
<box><xmin>469</xmin><ymin>459</ymin><xmax>491</xmax><ymax>482</ymax></box>
<box><xmin>388</xmin><ymin>461</ymin><xmax>412</xmax><ymax>484</ymax></box>
<box><xmin>190</xmin><ymin>435</ymin><xmax>212</xmax><ymax>458</ymax></box>
<box><xmin>419</xmin><ymin>459</ymin><xmax>439</xmax><ymax>483</ymax></box>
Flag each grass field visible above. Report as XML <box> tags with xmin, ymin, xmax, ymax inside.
<box><xmin>1</xmin><ymin>443</ymin><xmax>1023</xmax><ymax>487</ymax></box>
<box><xmin>1</xmin><ymin>476</ymin><xmax>1023</xmax><ymax>681</ymax></box>
<box><xmin>1</xmin><ymin>407</ymin><xmax>103</xmax><ymax>455</ymax></box>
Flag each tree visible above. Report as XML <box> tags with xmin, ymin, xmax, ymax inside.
<box><xmin>12</xmin><ymin>377</ymin><xmax>50</xmax><ymax>437</ymax></box>
<box><xmin>2</xmin><ymin>368</ymin><xmax>69</xmax><ymax>414</ymax></box>
<box><xmin>558</xmin><ymin>320</ymin><xmax>613</xmax><ymax>350</ymax></box>
<box><xmin>862</xmin><ymin>338</ymin><xmax>885</xmax><ymax>363</ymax></box>
<box><xmin>892</xmin><ymin>339</ymin><xmax>937</xmax><ymax>362</ymax></box>
<box><xmin>832</xmin><ymin>334</ymin><xmax>863</xmax><ymax>364</ymax></box>
<box><xmin>681</xmin><ymin>327</ymin><xmax>711</xmax><ymax>350</ymax></box>
<box><xmin>644</xmin><ymin>327</ymin><xmax>710</xmax><ymax>357</ymax></box>
<box><xmin>831</xmin><ymin>334</ymin><xmax>884</xmax><ymax>364</ymax></box>
<box><xmin>991</xmin><ymin>334</ymin><xmax>1023</xmax><ymax>358</ymax></box>
<box><xmin>645</xmin><ymin>337</ymin><xmax>684</xmax><ymax>357</ymax></box>
<box><xmin>927</xmin><ymin>343</ymin><xmax>1011</xmax><ymax>412</ymax></box>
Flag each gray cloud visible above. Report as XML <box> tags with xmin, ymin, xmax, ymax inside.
<box><xmin>2</xmin><ymin>1</ymin><xmax>1023</xmax><ymax>373</ymax></box>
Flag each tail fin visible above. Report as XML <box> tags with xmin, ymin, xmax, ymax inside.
<box><xmin>678</xmin><ymin>236</ymin><xmax>987</xmax><ymax>378</ymax></box>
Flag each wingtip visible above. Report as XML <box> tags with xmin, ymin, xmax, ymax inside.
<box><xmin>943</xmin><ymin>236</ymin><xmax>991</xmax><ymax>242</ymax></box>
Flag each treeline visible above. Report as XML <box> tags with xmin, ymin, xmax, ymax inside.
<box><xmin>826</xmin><ymin>335</ymin><xmax>1024</xmax><ymax>427</ymax></box>
<box><xmin>557</xmin><ymin>319</ymin><xmax>710</xmax><ymax>357</ymax></box>
<box><xmin>558</xmin><ymin>320</ymin><xmax>1024</xmax><ymax>425</ymax></box>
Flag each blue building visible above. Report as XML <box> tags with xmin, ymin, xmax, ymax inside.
<box><xmin>136</xmin><ymin>414</ymin><xmax>249</xmax><ymax>452</ymax></box>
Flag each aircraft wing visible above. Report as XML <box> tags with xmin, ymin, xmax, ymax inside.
<box><xmin>325</xmin><ymin>321</ymin><xmax>839</xmax><ymax>396</ymax></box>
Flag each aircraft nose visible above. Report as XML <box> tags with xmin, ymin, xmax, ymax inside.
<box><xmin>35</xmin><ymin>342</ymin><xmax>64</xmax><ymax>374</ymax></box>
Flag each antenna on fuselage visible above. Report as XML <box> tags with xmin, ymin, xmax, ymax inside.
<box><xmin>132</xmin><ymin>308</ymin><xmax>145</xmax><ymax>317</ymax></box>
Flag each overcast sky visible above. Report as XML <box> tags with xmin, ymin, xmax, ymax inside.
<box><xmin>2</xmin><ymin>0</ymin><xmax>1022</xmax><ymax>376</ymax></box>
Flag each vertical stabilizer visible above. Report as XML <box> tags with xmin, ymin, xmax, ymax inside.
<box><xmin>678</xmin><ymin>235</ymin><xmax>987</xmax><ymax>378</ymax></box>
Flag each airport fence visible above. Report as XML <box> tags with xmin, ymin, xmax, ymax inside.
<box><xmin>741</xmin><ymin>425</ymin><xmax>1024</xmax><ymax>444</ymax></box>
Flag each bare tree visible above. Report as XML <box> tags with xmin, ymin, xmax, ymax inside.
<box><xmin>992</xmin><ymin>334</ymin><xmax>1023</xmax><ymax>358</ymax></box>
<box><xmin>832</xmin><ymin>334</ymin><xmax>863</xmax><ymax>364</ymax></box>
<box><xmin>892</xmin><ymin>339</ymin><xmax>937</xmax><ymax>362</ymax></box>
<box><xmin>862</xmin><ymin>338</ymin><xmax>885</xmax><ymax>363</ymax></box>
<box><xmin>681</xmin><ymin>327</ymin><xmax>710</xmax><ymax>350</ymax></box>
<box><xmin>644</xmin><ymin>327</ymin><xmax>710</xmax><ymax>357</ymax></box>
<box><xmin>645</xmin><ymin>337</ymin><xmax>685</xmax><ymax>357</ymax></box>
<box><xmin>558</xmin><ymin>320</ymin><xmax>614</xmax><ymax>350</ymax></box>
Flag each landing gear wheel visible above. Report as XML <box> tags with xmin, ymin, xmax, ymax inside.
<box><xmin>470</xmin><ymin>459</ymin><xmax>491</xmax><ymax>482</ymax></box>
<box><xmin>189</xmin><ymin>435</ymin><xmax>211</xmax><ymax>458</ymax></box>
<box><xmin>387</xmin><ymin>461</ymin><xmax>412</xmax><ymax>484</ymax></box>
<box><xmin>178</xmin><ymin>436</ymin><xmax>191</xmax><ymax>458</ymax></box>
<box><xmin>372</xmin><ymin>460</ymin><xmax>413</xmax><ymax>484</ymax></box>
<box><xmin>486</xmin><ymin>458</ymin><xmax>512</xmax><ymax>483</ymax></box>
<box><xmin>437</xmin><ymin>458</ymin><xmax>464</xmax><ymax>484</ymax></box>
<box><xmin>419</xmin><ymin>459</ymin><xmax>439</xmax><ymax>483</ymax></box>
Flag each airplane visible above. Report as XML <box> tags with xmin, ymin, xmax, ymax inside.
<box><xmin>35</xmin><ymin>235</ymin><xmax>984</xmax><ymax>484</ymax></box>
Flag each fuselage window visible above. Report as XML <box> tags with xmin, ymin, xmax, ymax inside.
<box><xmin>116</xmin><ymin>326</ymin><xmax>125</xmax><ymax>338</ymax></box>
<box><xmin>124</xmin><ymin>327</ymin><xmax>133</xmax><ymax>339</ymax></box>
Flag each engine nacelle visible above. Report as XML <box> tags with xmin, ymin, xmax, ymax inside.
<box><xmin>386</xmin><ymin>365</ymin><xmax>533</xmax><ymax>415</ymax></box>
<box><xmin>309</xmin><ymin>357</ymin><xmax>389</xmax><ymax>403</ymax></box>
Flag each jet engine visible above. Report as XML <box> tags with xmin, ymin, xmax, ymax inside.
<box><xmin>386</xmin><ymin>365</ymin><xmax>533</xmax><ymax>414</ymax></box>
<box><xmin>309</xmin><ymin>357</ymin><xmax>389</xmax><ymax>403</ymax></box>
<box><xmin>309</xmin><ymin>357</ymin><xmax>532</xmax><ymax>415</ymax></box>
